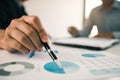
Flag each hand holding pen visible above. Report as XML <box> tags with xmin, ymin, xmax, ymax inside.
<box><xmin>29</xmin><ymin>42</ymin><xmax>62</xmax><ymax>69</ymax></box>
<box><xmin>29</xmin><ymin>28</ymin><xmax>62</xmax><ymax>69</ymax></box>
<box><xmin>1</xmin><ymin>15</ymin><xmax>48</xmax><ymax>54</ymax></box>
<box><xmin>1</xmin><ymin>15</ymin><xmax>62</xmax><ymax>69</ymax></box>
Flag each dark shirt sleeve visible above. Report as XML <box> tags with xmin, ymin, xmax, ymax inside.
<box><xmin>0</xmin><ymin>0</ymin><xmax>27</xmax><ymax>29</ymax></box>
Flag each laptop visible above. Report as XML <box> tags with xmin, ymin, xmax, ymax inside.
<box><xmin>52</xmin><ymin>37</ymin><xmax>120</xmax><ymax>50</ymax></box>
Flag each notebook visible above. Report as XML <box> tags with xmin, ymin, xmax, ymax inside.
<box><xmin>52</xmin><ymin>37</ymin><xmax>120</xmax><ymax>50</ymax></box>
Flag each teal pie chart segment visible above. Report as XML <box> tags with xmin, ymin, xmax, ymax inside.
<box><xmin>82</xmin><ymin>54</ymin><xmax>105</xmax><ymax>58</ymax></box>
<box><xmin>44</xmin><ymin>61</ymin><xmax>79</xmax><ymax>74</ymax></box>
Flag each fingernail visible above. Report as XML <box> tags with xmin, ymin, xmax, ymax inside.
<box><xmin>42</xmin><ymin>34</ymin><xmax>49</xmax><ymax>42</ymax></box>
<box><xmin>25</xmin><ymin>50</ymin><xmax>30</xmax><ymax>54</ymax></box>
<box><xmin>39</xmin><ymin>47</ymin><xmax>43</xmax><ymax>51</ymax></box>
<box><xmin>22</xmin><ymin>50</ymin><xmax>30</xmax><ymax>54</ymax></box>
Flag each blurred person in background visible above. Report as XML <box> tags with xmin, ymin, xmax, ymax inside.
<box><xmin>68</xmin><ymin>0</ymin><xmax>120</xmax><ymax>39</ymax></box>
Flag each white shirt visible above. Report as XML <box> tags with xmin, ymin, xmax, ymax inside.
<box><xmin>79</xmin><ymin>0</ymin><xmax>120</xmax><ymax>39</ymax></box>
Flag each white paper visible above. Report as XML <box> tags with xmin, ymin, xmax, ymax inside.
<box><xmin>0</xmin><ymin>49</ymin><xmax>120</xmax><ymax>80</ymax></box>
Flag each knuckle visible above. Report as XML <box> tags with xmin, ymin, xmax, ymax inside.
<box><xmin>30</xmin><ymin>16</ymin><xmax>39</xmax><ymax>22</ymax></box>
<box><xmin>16</xmin><ymin>44</ymin><xmax>23</xmax><ymax>50</ymax></box>
<box><xmin>9</xmin><ymin>41</ymin><xmax>28</xmax><ymax>54</ymax></box>
<box><xmin>21</xmin><ymin>15</ymin><xmax>27</xmax><ymax>19</ymax></box>
<box><xmin>27</xmin><ymin>29</ymin><xmax>34</xmax><ymax>36</ymax></box>
<box><xmin>11</xmin><ymin>19</ymin><xmax>19</xmax><ymax>24</ymax></box>
<box><xmin>33</xmin><ymin>16</ymin><xmax>39</xmax><ymax>19</ymax></box>
<box><xmin>19</xmin><ymin>35</ymin><xmax>27</xmax><ymax>42</ymax></box>
<box><xmin>6</xmin><ymin>27</ymin><xmax>11</xmax><ymax>34</ymax></box>
<box><xmin>11</xmin><ymin>42</ymin><xmax>23</xmax><ymax>51</ymax></box>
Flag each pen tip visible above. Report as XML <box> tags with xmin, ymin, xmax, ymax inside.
<box><xmin>55</xmin><ymin>59</ymin><xmax>63</xmax><ymax>69</ymax></box>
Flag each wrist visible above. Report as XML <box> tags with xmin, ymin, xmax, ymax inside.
<box><xmin>0</xmin><ymin>29</ymin><xmax>5</xmax><ymax>49</ymax></box>
<box><xmin>0</xmin><ymin>29</ymin><xmax>5</xmax><ymax>40</ymax></box>
<box><xmin>0</xmin><ymin>40</ymin><xmax>3</xmax><ymax>49</ymax></box>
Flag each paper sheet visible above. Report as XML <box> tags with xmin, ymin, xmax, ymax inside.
<box><xmin>0</xmin><ymin>49</ymin><xmax>120</xmax><ymax>80</ymax></box>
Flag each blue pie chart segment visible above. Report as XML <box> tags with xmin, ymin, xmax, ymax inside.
<box><xmin>82</xmin><ymin>54</ymin><xmax>105</xmax><ymax>58</ymax></box>
<box><xmin>44</xmin><ymin>61</ymin><xmax>79</xmax><ymax>74</ymax></box>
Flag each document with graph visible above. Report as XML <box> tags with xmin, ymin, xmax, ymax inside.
<box><xmin>52</xmin><ymin>37</ymin><xmax>120</xmax><ymax>50</ymax></box>
<box><xmin>0</xmin><ymin>49</ymin><xmax>120</xmax><ymax>80</ymax></box>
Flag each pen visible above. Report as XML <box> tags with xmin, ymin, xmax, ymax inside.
<box><xmin>28</xmin><ymin>29</ymin><xmax>62</xmax><ymax>69</ymax></box>
<box><xmin>28</xmin><ymin>41</ymin><xmax>62</xmax><ymax>69</ymax></box>
<box><xmin>41</xmin><ymin>42</ymin><xmax>62</xmax><ymax>69</ymax></box>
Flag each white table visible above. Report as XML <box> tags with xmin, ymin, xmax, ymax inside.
<box><xmin>52</xmin><ymin>43</ymin><xmax>120</xmax><ymax>80</ymax></box>
<box><xmin>0</xmin><ymin>43</ymin><xmax>119</xmax><ymax>80</ymax></box>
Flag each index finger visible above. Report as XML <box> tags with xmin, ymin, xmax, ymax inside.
<box><xmin>20</xmin><ymin>15</ymin><xmax>49</xmax><ymax>42</ymax></box>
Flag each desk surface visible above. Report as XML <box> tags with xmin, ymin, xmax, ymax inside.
<box><xmin>52</xmin><ymin>43</ymin><xmax>120</xmax><ymax>80</ymax></box>
<box><xmin>0</xmin><ymin>43</ymin><xmax>120</xmax><ymax>80</ymax></box>
<box><xmin>106</xmin><ymin>44</ymin><xmax>120</xmax><ymax>56</ymax></box>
